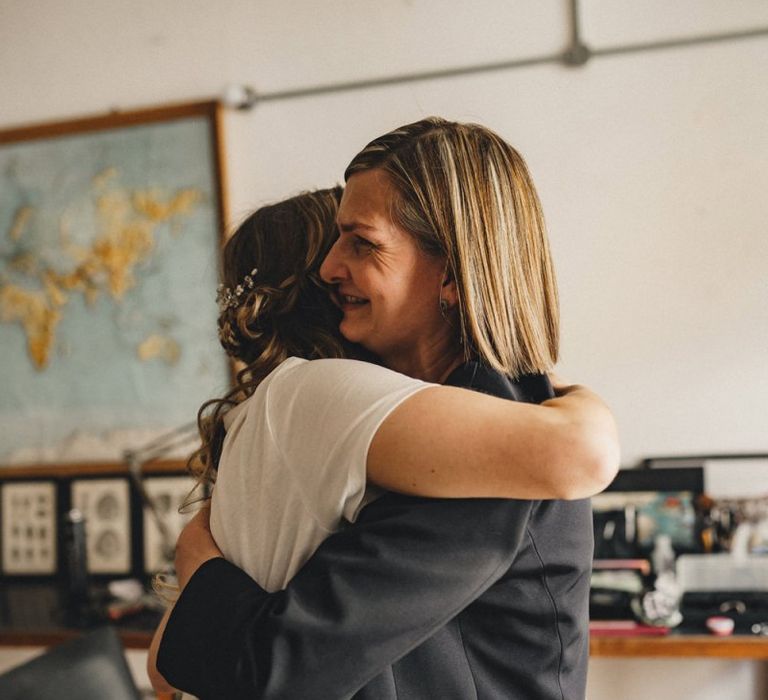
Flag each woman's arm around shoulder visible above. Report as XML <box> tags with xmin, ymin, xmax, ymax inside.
<box><xmin>367</xmin><ymin>375</ymin><xmax>619</xmax><ymax>501</ymax></box>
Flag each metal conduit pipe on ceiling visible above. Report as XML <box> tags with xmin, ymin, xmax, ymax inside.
<box><xmin>225</xmin><ymin>0</ymin><xmax>768</xmax><ymax>109</ymax></box>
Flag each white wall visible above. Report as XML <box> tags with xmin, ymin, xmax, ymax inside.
<box><xmin>2</xmin><ymin>1</ymin><xmax>767</xmax><ymax>697</ymax></box>
<box><xmin>2</xmin><ymin>1</ymin><xmax>767</xmax><ymax>467</ymax></box>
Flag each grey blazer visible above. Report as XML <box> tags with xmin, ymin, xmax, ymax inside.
<box><xmin>158</xmin><ymin>363</ymin><xmax>593</xmax><ymax>699</ymax></box>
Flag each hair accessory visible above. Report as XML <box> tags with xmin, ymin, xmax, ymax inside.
<box><xmin>216</xmin><ymin>267</ymin><xmax>258</xmax><ymax>312</ymax></box>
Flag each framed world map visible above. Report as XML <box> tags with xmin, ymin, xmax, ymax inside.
<box><xmin>0</xmin><ymin>101</ymin><xmax>231</xmax><ymax>466</ymax></box>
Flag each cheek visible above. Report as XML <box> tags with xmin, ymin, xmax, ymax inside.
<box><xmin>375</xmin><ymin>275</ymin><xmax>413</xmax><ymax>311</ymax></box>
<box><xmin>385</xmin><ymin>282</ymin><xmax>436</xmax><ymax>326</ymax></box>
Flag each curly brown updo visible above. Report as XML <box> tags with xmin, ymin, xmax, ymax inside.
<box><xmin>186</xmin><ymin>187</ymin><xmax>357</xmax><ymax>497</ymax></box>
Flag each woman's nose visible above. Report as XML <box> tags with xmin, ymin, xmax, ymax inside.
<box><xmin>320</xmin><ymin>239</ymin><xmax>346</xmax><ymax>283</ymax></box>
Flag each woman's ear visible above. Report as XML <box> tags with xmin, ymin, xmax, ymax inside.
<box><xmin>441</xmin><ymin>274</ymin><xmax>458</xmax><ymax>308</ymax></box>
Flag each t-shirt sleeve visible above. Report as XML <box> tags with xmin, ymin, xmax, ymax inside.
<box><xmin>263</xmin><ymin>358</ymin><xmax>434</xmax><ymax>526</ymax></box>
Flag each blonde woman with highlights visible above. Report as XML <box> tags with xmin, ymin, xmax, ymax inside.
<box><xmin>156</xmin><ymin>119</ymin><xmax>619</xmax><ymax>700</ymax></box>
<box><xmin>342</xmin><ymin>116</ymin><xmax>558</xmax><ymax>377</ymax></box>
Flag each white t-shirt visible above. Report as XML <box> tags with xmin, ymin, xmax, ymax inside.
<box><xmin>209</xmin><ymin>357</ymin><xmax>434</xmax><ymax>592</ymax></box>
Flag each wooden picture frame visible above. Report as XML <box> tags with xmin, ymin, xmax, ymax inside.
<box><xmin>0</xmin><ymin>101</ymin><xmax>232</xmax><ymax>469</ymax></box>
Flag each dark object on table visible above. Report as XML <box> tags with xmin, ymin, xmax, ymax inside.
<box><xmin>593</xmin><ymin>466</ymin><xmax>706</xmax><ymax>559</ymax></box>
<box><xmin>590</xmin><ymin>587</ymin><xmax>637</xmax><ymax>620</ymax></box>
<box><xmin>0</xmin><ymin>626</ymin><xmax>141</xmax><ymax>700</ymax></box>
<box><xmin>681</xmin><ymin>591</ymin><xmax>768</xmax><ymax>634</ymax></box>
<box><xmin>593</xmin><ymin>507</ymin><xmax>637</xmax><ymax>559</ymax></box>
<box><xmin>62</xmin><ymin>508</ymin><xmax>89</xmax><ymax>606</ymax></box>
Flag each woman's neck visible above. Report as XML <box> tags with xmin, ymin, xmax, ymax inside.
<box><xmin>382</xmin><ymin>336</ymin><xmax>464</xmax><ymax>383</ymax></box>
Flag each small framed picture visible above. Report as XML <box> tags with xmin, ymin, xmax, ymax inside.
<box><xmin>71</xmin><ymin>477</ymin><xmax>132</xmax><ymax>574</ymax></box>
<box><xmin>142</xmin><ymin>474</ymin><xmax>197</xmax><ymax>573</ymax></box>
<box><xmin>1</xmin><ymin>481</ymin><xmax>57</xmax><ymax>575</ymax></box>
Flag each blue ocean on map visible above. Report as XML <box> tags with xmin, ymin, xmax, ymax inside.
<box><xmin>0</xmin><ymin>117</ymin><xmax>230</xmax><ymax>464</ymax></box>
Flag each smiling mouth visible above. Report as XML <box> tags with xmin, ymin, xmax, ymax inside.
<box><xmin>336</xmin><ymin>292</ymin><xmax>369</xmax><ymax>309</ymax></box>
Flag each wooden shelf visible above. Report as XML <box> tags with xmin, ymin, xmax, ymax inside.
<box><xmin>3</xmin><ymin>628</ymin><xmax>767</xmax><ymax>659</ymax></box>
<box><xmin>0</xmin><ymin>628</ymin><xmax>153</xmax><ymax>650</ymax></box>
<box><xmin>590</xmin><ymin>633</ymin><xmax>768</xmax><ymax>659</ymax></box>
<box><xmin>0</xmin><ymin>459</ymin><xmax>189</xmax><ymax>479</ymax></box>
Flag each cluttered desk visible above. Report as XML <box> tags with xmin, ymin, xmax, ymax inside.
<box><xmin>0</xmin><ymin>429</ymin><xmax>197</xmax><ymax>647</ymax></box>
<box><xmin>589</xmin><ymin>457</ymin><xmax>768</xmax><ymax>658</ymax></box>
<box><xmin>0</xmin><ymin>456</ymin><xmax>191</xmax><ymax>697</ymax></box>
<box><xmin>0</xmin><ymin>579</ymin><xmax>162</xmax><ymax>649</ymax></box>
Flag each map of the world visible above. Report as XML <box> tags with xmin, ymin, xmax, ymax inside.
<box><xmin>0</xmin><ymin>113</ymin><xmax>230</xmax><ymax>464</ymax></box>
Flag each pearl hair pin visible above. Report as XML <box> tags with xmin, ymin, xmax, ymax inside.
<box><xmin>216</xmin><ymin>268</ymin><xmax>258</xmax><ymax>312</ymax></box>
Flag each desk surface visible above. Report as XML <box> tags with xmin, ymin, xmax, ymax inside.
<box><xmin>590</xmin><ymin>633</ymin><xmax>768</xmax><ymax>659</ymax></box>
<box><xmin>3</xmin><ymin>627</ymin><xmax>767</xmax><ymax>658</ymax></box>
<box><xmin>2</xmin><ymin>583</ymin><xmax>767</xmax><ymax>658</ymax></box>
<box><xmin>0</xmin><ymin>628</ymin><xmax>155</xmax><ymax>650</ymax></box>
<box><xmin>0</xmin><ymin>582</ymin><xmax>160</xmax><ymax>649</ymax></box>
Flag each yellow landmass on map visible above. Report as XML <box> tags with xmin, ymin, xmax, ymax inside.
<box><xmin>133</xmin><ymin>188</ymin><xmax>202</xmax><ymax>224</ymax></box>
<box><xmin>92</xmin><ymin>167</ymin><xmax>118</xmax><ymax>190</ymax></box>
<box><xmin>137</xmin><ymin>334</ymin><xmax>181</xmax><ymax>365</ymax></box>
<box><xmin>1</xmin><ymin>175</ymin><xmax>201</xmax><ymax>371</ymax></box>
<box><xmin>9</xmin><ymin>206</ymin><xmax>33</xmax><ymax>242</ymax></box>
<box><xmin>43</xmin><ymin>198</ymin><xmax>156</xmax><ymax>304</ymax></box>
<box><xmin>0</xmin><ymin>285</ymin><xmax>62</xmax><ymax>370</ymax></box>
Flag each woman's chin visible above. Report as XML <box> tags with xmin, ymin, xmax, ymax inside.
<box><xmin>338</xmin><ymin>320</ymin><xmax>363</xmax><ymax>344</ymax></box>
<box><xmin>339</xmin><ymin>322</ymin><xmax>376</xmax><ymax>354</ymax></box>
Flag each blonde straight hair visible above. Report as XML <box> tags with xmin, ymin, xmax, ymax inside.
<box><xmin>345</xmin><ymin>117</ymin><xmax>559</xmax><ymax>378</ymax></box>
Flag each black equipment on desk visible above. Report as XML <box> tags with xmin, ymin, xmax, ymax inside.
<box><xmin>62</xmin><ymin>508</ymin><xmax>88</xmax><ymax>605</ymax></box>
<box><xmin>593</xmin><ymin>466</ymin><xmax>705</xmax><ymax>562</ymax></box>
<box><xmin>681</xmin><ymin>591</ymin><xmax>768</xmax><ymax>634</ymax></box>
